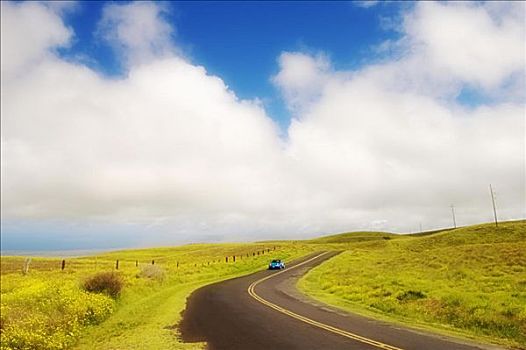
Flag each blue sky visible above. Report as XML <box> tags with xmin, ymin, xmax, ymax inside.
<box><xmin>1</xmin><ymin>1</ymin><xmax>524</xmax><ymax>251</ymax></box>
<box><xmin>59</xmin><ymin>1</ymin><xmax>405</xmax><ymax>128</ymax></box>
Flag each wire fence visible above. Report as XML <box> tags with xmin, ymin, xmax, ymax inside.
<box><xmin>1</xmin><ymin>246</ymin><xmax>280</xmax><ymax>275</ymax></box>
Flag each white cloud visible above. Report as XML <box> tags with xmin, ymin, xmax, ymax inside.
<box><xmin>354</xmin><ymin>1</ymin><xmax>379</xmax><ymax>9</ymax></box>
<box><xmin>272</xmin><ymin>52</ymin><xmax>332</xmax><ymax>112</ymax></box>
<box><xmin>1</xmin><ymin>1</ymin><xmax>524</xmax><ymax>247</ymax></box>
<box><xmin>1</xmin><ymin>2</ymin><xmax>289</xmax><ymax>241</ymax></box>
<box><xmin>402</xmin><ymin>1</ymin><xmax>525</xmax><ymax>92</ymax></box>
<box><xmin>276</xmin><ymin>1</ymin><xmax>525</xmax><ymax>232</ymax></box>
<box><xmin>97</xmin><ymin>2</ymin><xmax>175</xmax><ymax>66</ymax></box>
<box><xmin>0</xmin><ymin>2</ymin><xmax>72</xmax><ymax>78</ymax></box>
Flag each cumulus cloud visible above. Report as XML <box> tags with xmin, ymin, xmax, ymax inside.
<box><xmin>272</xmin><ymin>52</ymin><xmax>332</xmax><ymax>112</ymax></box>
<box><xmin>278</xmin><ymin>1</ymin><xmax>525</xmax><ymax>231</ymax></box>
<box><xmin>2</xmin><ymin>1</ymin><xmax>290</xmax><ymax>245</ymax></box>
<box><xmin>1</xmin><ymin>1</ymin><xmax>524</xmax><ymax>248</ymax></box>
<box><xmin>0</xmin><ymin>2</ymin><xmax>72</xmax><ymax>78</ymax></box>
<box><xmin>97</xmin><ymin>2</ymin><xmax>175</xmax><ymax>66</ymax></box>
<box><xmin>402</xmin><ymin>1</ymin><xmax>525</xmax><ymax>92</ymax></box>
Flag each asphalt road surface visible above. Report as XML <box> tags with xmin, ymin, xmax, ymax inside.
<box><xmin>179</xmin><ymin>251</ymin><xmax>500</xmax><ymax>350</ymax></box>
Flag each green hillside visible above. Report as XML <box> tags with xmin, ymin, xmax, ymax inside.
<box><xmin>2</xmin><ymin>221</ymin><xmax>524</xmax><ymax>350</ymax></box>
<box><xmin>308</xmin><ymin>231</ymin><xmax>397</xmax><ymax>244</ymax></box>
<box><xmin>298</xmin><ymin>220</ymin><xmax>526</xmax><ymax>349</ymax></box>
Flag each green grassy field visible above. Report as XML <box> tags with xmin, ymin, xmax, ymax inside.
<box><xmin>2</xmin><ymin>221</ymin><xmax>524</xmax><ymax>349</ymax></box>
<box><xmin>0</xmin><ymin>242</ymin><xmax>325</xmax><ymax>350</ymax></box>
<box><xmin>298</xmin><ymin>221</ymin><xmax>526</xmax><ymax>349</ymax></box>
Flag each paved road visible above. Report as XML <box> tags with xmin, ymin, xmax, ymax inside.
<box><xmin>179</xmin><ymin>252</ymin><xmax>499</xmax><ymax>350</ymax></box>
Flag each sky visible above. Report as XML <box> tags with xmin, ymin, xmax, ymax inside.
<box><xmin>1</xmin><ymin>1</ymin><xmax>525</xmax><ymax>250</ymax></box>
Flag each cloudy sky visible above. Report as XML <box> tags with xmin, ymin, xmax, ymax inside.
<box><xmin>1</xmin><ymin>1</ymin><xmax>524</xmax><ymax>250</ymax></box>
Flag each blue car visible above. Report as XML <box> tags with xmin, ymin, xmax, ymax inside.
<box><xmin>268</xmin><ymin>259</ymin><xmax>285</xmax><ymax>270</ymax></box>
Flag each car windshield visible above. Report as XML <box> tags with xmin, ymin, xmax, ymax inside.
<box><xmin>271</xmin><ymin>260</ymin><xmax>281</xmax><ymax>263</ymax></box>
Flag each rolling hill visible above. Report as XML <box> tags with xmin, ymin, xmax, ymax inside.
<box><xmin>298</xmin><ymin>220</ymin><xmax>526</xmax><ymax>348</ymax></box>
<box><xmin>1</xmin><ymin>220</ymin><xmax>524</xmax><ymax>349</ymax></box>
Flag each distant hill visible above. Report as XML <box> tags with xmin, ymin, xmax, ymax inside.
<box><xmin>308</xmin><ymin>231</ymin><xmax>397</xmax><ymax>244</ymax></box>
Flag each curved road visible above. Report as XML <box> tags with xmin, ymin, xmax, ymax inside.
<box><xmin>179</xmin><ymin>252</ymin><xmax>499</xmax><ymax>350</ymax></box>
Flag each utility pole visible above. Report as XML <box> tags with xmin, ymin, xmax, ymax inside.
<box><xmin>450</xmin><ymin>204</ymin><xmax>457</xmax><ymax>229</ymax></box>
<box><xmin>489</xmin><ymin>184</ymin><xmax>498</xmax><ymax>228</ymax></box>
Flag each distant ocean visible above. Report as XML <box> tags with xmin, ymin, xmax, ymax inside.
<box><xmin>0</xmin><ymin>249</ymin><xmax>114</xmax><ymax>258</ymax></box>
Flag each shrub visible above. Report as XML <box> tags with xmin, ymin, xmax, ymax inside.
<box><xmin>137</xmin><ymin>265</ymin><xmax>166</xmax><ymax>282</ymax></box>
<box><xmin>83</xmin><ymin>272</ymin><xmax>123</xmax><ymax>298</ymax></box>
<box><xmin>396</xmin><ymin>290</ymin><xmax>426</xmax><ymax>302</ymax></box>
<box><xmin>1</xmin><ymin>280</ymin><xmax>114</xmax><ymax>350</ymax></box>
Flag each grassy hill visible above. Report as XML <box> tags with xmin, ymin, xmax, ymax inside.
<box><xmin>308</xmin><ymin>231</ymin><xmax>397</xmax><ymax>244</ymax></box>
<box><xmin>1</xmin><ymin>221</ymin><xmax>524</xmax><ymax>349</ymax></box>
<box><xmin>298</xmin><ymin>220</ymin><xmax>526</xmax><ymax>349</ymax></box>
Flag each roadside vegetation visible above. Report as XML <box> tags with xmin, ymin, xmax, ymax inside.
<box><xmin>298</xmin><ymin>220</ymin><xmax>526</xmax><ymax>349</ymax></box>
<box><xmin>1</xmin><ymin>242</ymin><xmax>324</xmax><ymax>350</ymax></box>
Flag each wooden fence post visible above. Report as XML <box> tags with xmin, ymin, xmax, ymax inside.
<box><xmin>61</xmin><ymin>260</ymin><xmax>66</xmax><ymax>271</ymax></box>
<box><xmin>226</xmin><ymin>256</ymin><xmax>228</xmax><ymax>263</ymax></box>
<box><xmin>23</xmin><ymin>258</ymin><xmax>31</xmax><ymax>275</ymax></box>
<box><xmin>135</xmin><ymin>260</ymin><xmax>138</xmax><ymax>267</ymax></box>
<box><xmin>152</xmin><ymin>259</ymin><xmax>155</xmax><ymax>265</ymax></box>
<box><xmin>233</xmin><ymin>255</ymin><xmax>236</xmax><ymax>262</ymax></box>
<box><xmin>115</xmin><ymin>260</ymin><xmax>119</xmax><ymax>270</ymax></box>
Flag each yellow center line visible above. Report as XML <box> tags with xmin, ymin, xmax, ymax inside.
<box><xmin>247</xmin><ymin>252</ymin><xmax>405</xmax><ymax>350</ymax></box>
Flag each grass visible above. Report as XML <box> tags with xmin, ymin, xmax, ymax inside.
<box><xmin>2</xmin><ymin>221</ymin><xmax>524</xmax><ymax>349</ymax></box>
<box><xmin>1</xmin><ymin>242</ymin><xmax>324</xmax><ymax>350</ymax></box>
<box><xmin>298</xmin><ymin>220</ymin><xmax>526</xmax><ymax>349</ymax></box>
<box><xmin>307</xmin><ymin>231</ymin><xmax>396</xmax><ymax>244</ymax></box>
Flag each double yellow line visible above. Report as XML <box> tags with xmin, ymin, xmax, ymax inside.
<box><xmin>247</xmin><ymin>252</ymin><xmax>405</xmax><ymax>350</ymax></box>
